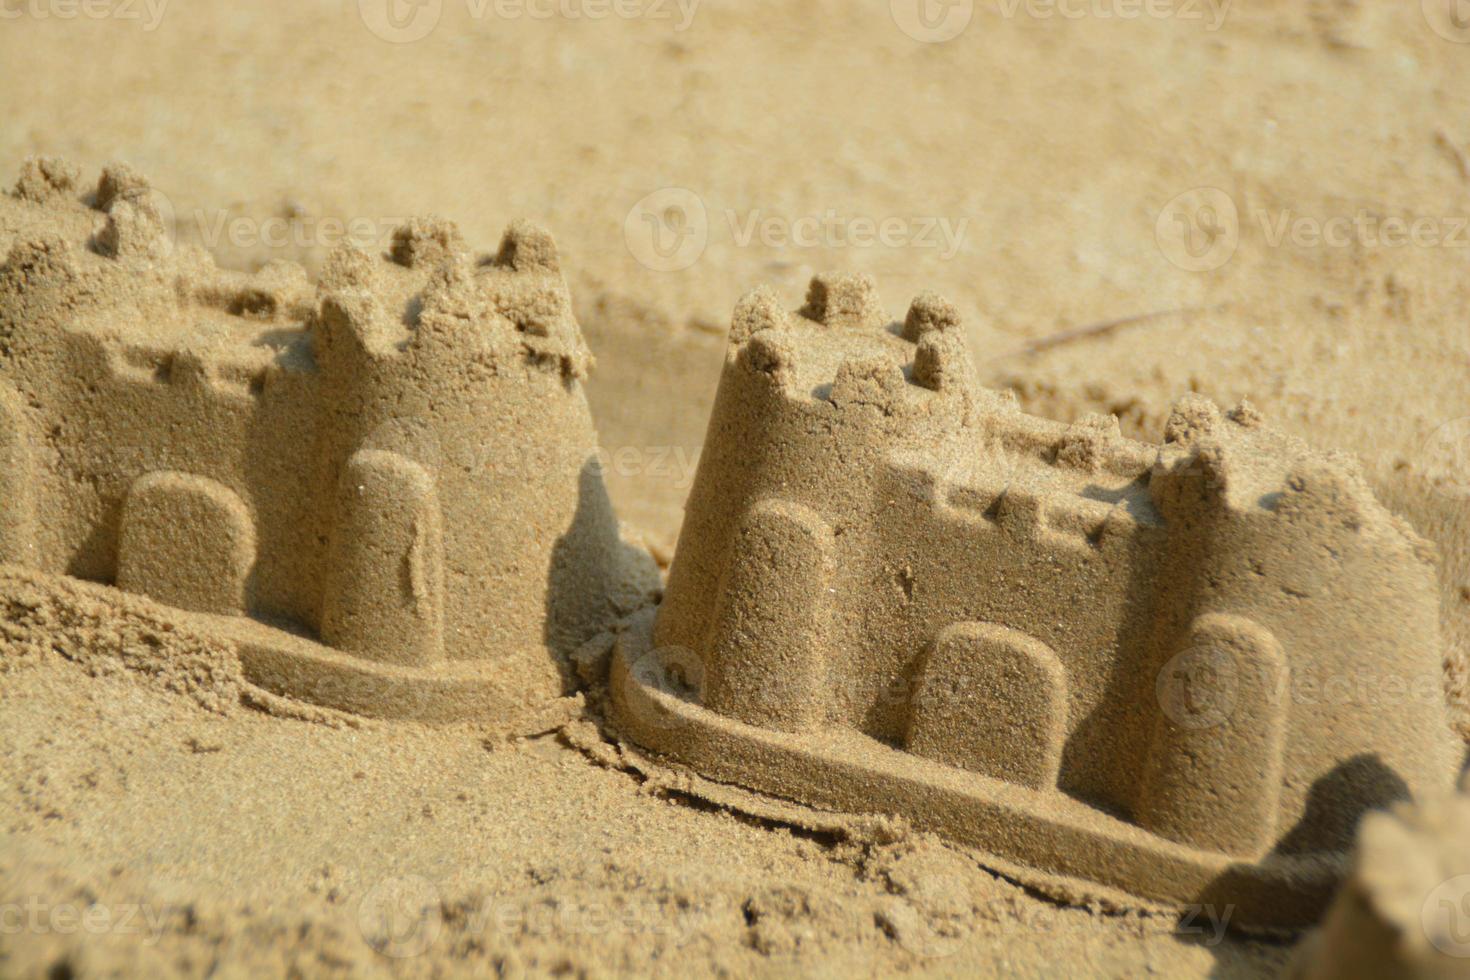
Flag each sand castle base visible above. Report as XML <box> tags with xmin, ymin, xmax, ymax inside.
<box><xmin>610</xmin><ymin>613</ymin><xmax>1345</xmax><ymax>930</ymax></box>
<box><xmin>8</xmin><ymin>566</ymin><xmax>567</xmax><ymax>725</ymax></box>
<box><xmin>229</xmin><ymin>619</ymin><xmax>564</xmax><ymax>725</ymax></box>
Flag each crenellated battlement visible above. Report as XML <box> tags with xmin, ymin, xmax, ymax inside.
<box><xmin>311</xmin><ymin>216</ymin><xmax>590</xmax><ymax>380</ymax></box>
<box><xmin>726</xmin><ymin>274</ymin><xmax>979</xmax><ymax>414</ymax></box>
<box><xmin>1</xmin><ymin>161</ymin><xmax>591</xmax><ymax>389</ymax></box>
<box><xmin>0</xmin><ymin>158</ymin><xmax>656</xmax><ymax>725</ymax></box>
<box><xmin>717</xmin><ymin>275</ymin><xmax>1397</xmax><ymax>543</ymax></box>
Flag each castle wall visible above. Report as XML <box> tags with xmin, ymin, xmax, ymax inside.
<box><xmin>658</xmin><ymin>330</ymin><xmax>1177</xmax><ymax>817</ymax></box>
<box><xmin>10</xmin><ymin>325</ymin><xmax>332</xmax><ymax>629</ymax></box>
<box><xmin>867</xmin><ymin>463</ymin><xmax>1169</xmax><ymax>814</ymax></box>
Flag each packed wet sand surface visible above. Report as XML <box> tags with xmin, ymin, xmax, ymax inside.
<box><xmin>2</xmin><ymin>1</ymin><xmax>1469</xmax><ymax>976</ymax></box>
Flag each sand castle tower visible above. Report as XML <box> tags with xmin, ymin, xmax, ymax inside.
<box><xmin>0</xmin><ymin>158</ymin><xmax>655</xmax><ymax>722</ymax></box>
<box><xmin>612</xmin><ymin>274</ymin><xmax>1460</xmax><ymax>927</ymax></box>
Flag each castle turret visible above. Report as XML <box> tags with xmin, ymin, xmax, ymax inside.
<box><xmin>308</xmin><ymin>217</ymin><xmax>617</xmax><ymax>664</ymax></box>
<box><xmin>656</xmin><ymin>275</ymin><xmax>989</xmax><ymax>729</ymax></box>
<box><xmin>1138</xmin><ymin>397</ymin><xmax>1454</xmax><ymax>857</ymax></box>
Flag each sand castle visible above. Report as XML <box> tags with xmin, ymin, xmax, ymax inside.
<box><xmin>1290</xmin><ymin>775</ymin><xmax>1470</xmax><ymax>979</ymax></box>
<box><xmin>609</xmin><ymin>274</ymin><xmax>1462</xmax><ymax>927</ymax></box>
<box><xmin>2</xmin><ymin>157</ymin><xmax>1461</xmax><ymax>931</ymax></box>
<box><xmin>0</xmin><ymin>159</ymin><xmax>655</xmax><ymax>723</ymax></box>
